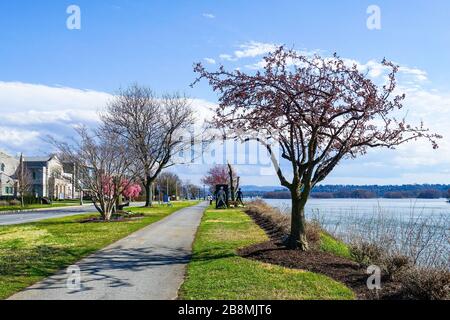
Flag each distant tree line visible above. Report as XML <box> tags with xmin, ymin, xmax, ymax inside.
<box><xmin>262</xmin><ymin>184</ymin><xmax>450</xmax><ymax>199</ymax></box>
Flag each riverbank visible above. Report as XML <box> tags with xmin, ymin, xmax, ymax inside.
<box><xmin>179</xmin><ymin>206</ymin><xmax>355</xmax><ymax>300</ymax></box>
<box><xmin>241</xmin><ymin>200</ymin><xmax>450</xmax><ymax>300</ymax></box>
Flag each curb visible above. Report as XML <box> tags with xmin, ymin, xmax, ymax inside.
<box><xmin>0</xmin><ymin>204</ymin><xmax>90</xmax><ymax>215</ymax></box>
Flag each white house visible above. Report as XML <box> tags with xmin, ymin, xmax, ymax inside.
<box><xmin>0</xmin><ymin>151</ymin><xmax>19</xmax><ymax>198</ymax></box>
<box><xmin>24</xmin><ymin>155</ymin><xmax>75</xmax><ymax>200</ymax></box>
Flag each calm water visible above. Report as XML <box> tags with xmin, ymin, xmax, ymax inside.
<box><xmin>262</xmin><ymin>198</ymin><xmax>450</xmax><ymax>220</ymax></box>
<box><xmin>252</xmin><ymin>198</ymin><xmax>450</xmax><ymax>268</ymax></box>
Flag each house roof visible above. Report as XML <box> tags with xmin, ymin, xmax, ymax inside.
<box><xmin>25</xmin><ymin>156</ymin><xmax>52</xmax><ymax>162</ymax></box>
<box><xmin>24</xmin><ymin>154</ymin><xmax>57</xmax><ymax>163</ymax></box>
<box><xmin>0</xmin><ymin>151</ymin><xmax>17</xmax><ymax>160</ymax></box>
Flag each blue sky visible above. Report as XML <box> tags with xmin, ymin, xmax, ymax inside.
<box><xmin>0</xmin><ymin>1</ymin><xmax>449</xmax><ymax>186</ymax></box>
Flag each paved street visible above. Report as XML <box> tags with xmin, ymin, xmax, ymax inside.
<box><xmin>0</xmin><ymin>202</ymin><xmax>144</xmax><ymax>226</ymax></box>
<box><xmin>8</xmin><ymin>201</ymin><xmax>208</xmax><ymax>300</ymax></box>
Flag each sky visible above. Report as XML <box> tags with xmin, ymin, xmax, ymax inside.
<box><xmin>0</xmin><ymin>0</ymin><xmax>449</xmax><ymax>186</ymax></box>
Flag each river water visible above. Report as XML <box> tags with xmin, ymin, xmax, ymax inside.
<box><xmin>252</xmin><ymin>198</ymin><xmax>450</xmax><ymax>268</ymax></box>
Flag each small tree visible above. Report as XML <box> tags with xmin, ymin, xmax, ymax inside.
<box><xmin>201</xmin><ymin>165</ymin><xmax>229</xmax><ymax>192</ymax></box>
<box><xmin>193</xmin><ymin>47</ymin><xmax>441</xmax><ymax>250</ymax></box>
<box><xmin>16</xmin><ymin>154</ymin><xmax>32</xmax><ymax>207</ymax></box>
<box><xmin>51</xmin><ymin>128</ymin><xmax>138</xmax><ymax>221</ymax></box>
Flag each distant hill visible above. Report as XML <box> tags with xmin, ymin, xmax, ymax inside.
<box><xmin>240</xmin><ymin>185</ymin><xmax>286</xmax><ymax>192</ymax></box>
<box><xmin>241</xmin><ymin>184</ymin><xmax>450</xmax><ymax>199</ymax></box>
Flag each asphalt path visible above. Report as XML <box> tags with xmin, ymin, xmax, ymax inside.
<box><xmin>8</xmin><ymin>201</ymin><xmax>208</xmax><ymax>300</ymax></box>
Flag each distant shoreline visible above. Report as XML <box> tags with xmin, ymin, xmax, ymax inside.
<box><xmin>260</xmin><ymin>197</ymin><xmax>450</xmax><ymax>200</ymax></box>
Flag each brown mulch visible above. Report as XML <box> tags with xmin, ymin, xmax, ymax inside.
<box><xmin>79</xmin><ymin>213</ymin><xmax>145</xmax><ymax>223</ymax></box>
<box><xmin>240</xmin><ymin>210</ymin><xmax>404</xmax><ymax>300</ymax></box>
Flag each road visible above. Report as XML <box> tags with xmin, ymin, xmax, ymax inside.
<box><xmin>8</xmin><ymin>201</ymin><xmax>208</xmax><ymax>300</ymax></box>
<box><xmin>0</xmin><ymin>202</ymin><xmax>144</xmax><ymax>226</ymax></box>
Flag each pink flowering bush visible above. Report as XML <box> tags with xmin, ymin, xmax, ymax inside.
<box><xmin>101</xmin><ymin>176</ymin><xmax>141</xmax><ymax>200</ymax></box>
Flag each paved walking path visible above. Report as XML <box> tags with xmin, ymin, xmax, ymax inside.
<box><xmin>9</xmin><ymin>202</ymin><xmax>208</xmax><ymax>300</ymax></box>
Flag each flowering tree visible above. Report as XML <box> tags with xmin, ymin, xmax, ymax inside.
<box><xmin>51</xmin><ymin>128</ymin><xmax>139</xmax><ymax>221</ymax></box>
<box><xmin>201</xmin><ymin>165</ymin><xmax>229</xmax><ymax>192</ymax></box>
<box><xmin>103</xmin><ymin>178</ymin><xmax>141</xmax><ymax>199</ymax></box>
<box><xmin>193</xmin><ymin>47</ymin><xmax>441</xmax><ymax>250</ymax></box>
<box><xmin>122</xmin><ymin>181</ymin><xmax>142</xmax><ymax>200</ymax></box>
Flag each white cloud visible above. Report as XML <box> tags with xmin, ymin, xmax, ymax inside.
<box><xmin>202</xmin><ymin>13</ymin><xmax>215</xmax><ymax>19</ymax></box>
<box><xmin>0</xmin><ymin>82</ymin><xmax>112</xmax><ymax>154</ymax></box>
<box><xmin>220</xmin><ymin>43</ymin><xmax>429</xmax><ymax>85</ymax></box>
<box><xmin>204</xmin><ymin>58</ymin><xmax>216</xmax><ymax>65</ymax></box>
<box><xmin>0</xmin><ymin>127</ymin><xmax>40</xmax><ymax>147</ymax></box>
<box><xmin>219</xmin><ymin>54</ymin><xmax>236</xmax><ymax>61</ymax></box>
<box><xmin>0</xmin><ymin>81</ymin><xmax>111</xmax><ymax>115</ymax></box>
<box><xmin>0</xmin><ymin>81</ymin><xmax>218</xmax><ymax>157</ymax></box>
<box><xmin>219</xmin><ymin>41</ymin><xmax>279</xmax><ymax>62</ymax></box>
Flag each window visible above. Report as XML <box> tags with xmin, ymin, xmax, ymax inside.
<box><xmin>32</xmin><ymin>171</ymin><xmax>36</xmax><ymax>179</ymax></box>
<box><xmin>0</xmin><ymin>163</ymin><xmax>4</xmax><ymax>172</ymax></box>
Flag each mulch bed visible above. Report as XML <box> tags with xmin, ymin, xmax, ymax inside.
<box><xmin>239</xmin><ymin>210</ymin><xmax>403</xmax><ymax>300</ymax></box>
<box><xmin>79</xmin><ymin>213</ymin><xmax>145</xmax><ymax>224</ymax></box>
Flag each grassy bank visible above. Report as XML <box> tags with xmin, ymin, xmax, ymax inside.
<box><xmin>179</xmin><ymin>207</ymin><xmax>355</xmax><ymax>300</ymax></box>
<box><xmin>0</xmin><ymin>201</ymin><xmax>81</xmax><ymax>212</ymax></box>
<box><xmin>0</xmin><ymin>201</ymin><xmax>198</xmax><ymax>299</ymax></box>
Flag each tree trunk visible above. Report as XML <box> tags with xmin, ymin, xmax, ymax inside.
<box><xmin>288</xmin><ymin>191</ymin><xmax>309</xmax><ymax>251</ymax></box>
<box><xmin>144</xmin><ymin>176</ymin><xmax>153</xmax><ymax>207</ymax></box>
<box><xmin>227</xmin><ymin>163</ymin><xmax>235</xmax><ymax>201</ymax></box>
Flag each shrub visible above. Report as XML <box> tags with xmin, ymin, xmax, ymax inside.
<box><xmin>0</xmin><ymin>200</ymin><xmax>9</xmax><ymax>207</ymax></box>
<box><xmin>8</xmin><ymin>199</ymin><xmax>21</xmax><ymax>206</ymax></box>
<box><xmin>349</xmin><ymin>241</ymin><xmax>384</xmax><ymax>266</ymax></box>
<box><xmin>305</xmin><ymin>220</ymin><xmax>322</xmax><ymax>244</ymax></box>
<box><xmin>399</xmin><ymin>267</ymin><xmax>450</xmax><ymax>300</ymax></box>
<box><xmin>383</xmin><ymin>254</ymin><xmax>412</xmax><ymax>281</ymax></box>
<box><xmin>245</xmin><ymin>200</ymin><xmax>323</xmax><ymax>246</ymax></box>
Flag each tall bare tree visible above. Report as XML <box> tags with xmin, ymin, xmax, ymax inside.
<box><xmin>51</xmin><ymin>127</ymin><xmax>138</xmax><ymax>221</ymax></box>
<box><xmin>193</xmin><ymin>47</ymin><xmax>441</xmax><ymax>250</ymax></box>
<box><xmin>101</xmin><ymin>85</ymin><xmax>195</xmax><ymax>207</ymax></box>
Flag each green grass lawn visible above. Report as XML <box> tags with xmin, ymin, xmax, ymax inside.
<box><xmin>0</xmin><ymin>201</ymin><xmax>198</xmax><ymax>299</ymax></box>
<box><xmin>0</xmin><ymin>201</ymin><xmax>80</xmax><ymax>212</ymax></box>
<box><xmin>179</xmin><ymin>207</ymin><xmax>355</xmax><ymax>300</ymax></box>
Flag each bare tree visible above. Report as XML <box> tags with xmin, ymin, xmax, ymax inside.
<box><xmin>51</xmin><ymin>127</ymin><xmax>138</xmax><ymax>221</ymax></box>
<box><xmin>16</xmin><ymin>154</ymin><xmax>32</xmax><ymax>207</ymax></box>
<box><xmin>183</xmin><ymin>181</ymin><xmax>201</xmax><ymax>200</ymax></box>
<box><xmin>193</xmin><ymin>47</ymin><xmax>441</xmax><ymax>250</ymax></box>
<box><xmin>101</xmin><ymin>85</ymin><xmax>195</xmax><ymax>207</ymax></box>
<box><xmin>156</xmin><ymin>171</ymin><xmax>182</xmax><ymax>198</ymax></box>
<box><xmin>227</xmin><ymin>162</ymin><xmax>239</xmax><ymax>201</ymax></box>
